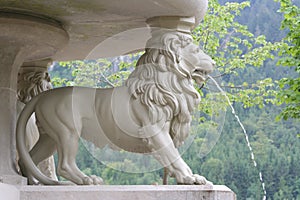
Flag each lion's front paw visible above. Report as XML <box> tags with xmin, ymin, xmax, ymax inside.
<box><xmin>90</xmin><ymin>175</ymin><xmax>104</xmax><ymax>185</ymax></box>
<box><xmin>193</xmin><ymin>174</ymin><xmax>207</xmax><ymax>185</ymax></box>
<box><xmin>83</xmin><ymin>175</ymin><xmax>104</xmax><ymax>185</ymax></box>
<box><xmin>178</xmin><ymin>174</ymin><xmax>208</xmax><ymax>185</ymax></box>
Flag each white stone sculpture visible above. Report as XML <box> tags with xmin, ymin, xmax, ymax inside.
<box><xmin>16</xmin><ymin>30</ymin><xmax>215</xmax><ymax>185</ymax></box>
<box><xmin>17</xmin><ymin>69</ymin><xmax>58</xmax><ymax>183</ymax></box>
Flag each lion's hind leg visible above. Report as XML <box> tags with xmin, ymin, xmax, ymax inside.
<box><xmin>30</xmin><ymin>134</ymin><xmax>56</xmax><ymax>165</ymax></box>
<box><xmin>35</xmin><ymin>102</ymin><xmax>103</xmax><ymax>185</ymax></box>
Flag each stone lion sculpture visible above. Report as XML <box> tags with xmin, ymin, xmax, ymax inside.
<box><xmin>17</xmin><ymin>31</ymin><xmax>215</xmax><ymax>185</ymax></box>
<box><xmin>17</xmin><ymin>70</ymin><xmax>58</xmax><ymax>182</ymax></box>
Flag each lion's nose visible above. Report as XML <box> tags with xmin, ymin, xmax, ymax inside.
<box><xmin>212</xmin><ymin>59</ymin><xmax>216</xmax><ymax>67</ymax></box>
<box><xmin>206</xmin><ymin>59</ymin><xmax>215</xmax><ymax>73</ymax></box>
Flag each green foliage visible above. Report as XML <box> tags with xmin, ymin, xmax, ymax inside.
<box><xmin>276</xmin><ymin>0</ymin><xmax>300</xmax><ymax>120</ymax></box>
<box><xmin>49</xmin><ymin>62</ymin><xmax>74</xmax><ymax>87</ymax></box>
<box><xmin>49</xmin><ymin>54</ymin><xmax>141</xmax><ymax>89</ymax></box>
<box><xmin>193</xmin><ymin>0</ymin><xmax>281</xmax><ymax>115</ymax></box>
<box><xmin>194</xmin><ymin>0</ymin><xmax>279</xmax><ymax>73</ymax></box>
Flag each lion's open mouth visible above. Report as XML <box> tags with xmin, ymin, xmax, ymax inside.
<box><xmin>191</xmin><ymin>68</ymin><xmax>208</xmax><ymax>83</ymax></box>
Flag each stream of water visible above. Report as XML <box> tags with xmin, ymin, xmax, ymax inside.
<box><xmin>207</xmin><ymin>75</ymin><xmax>267</xmax><ymax>200</ymax></box>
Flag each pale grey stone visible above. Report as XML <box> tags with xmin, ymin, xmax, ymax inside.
<box><xmin>0</xmin><ymin>183</ymin><xmax>20</xmax><ymax>200</ymax></box>
<box><xmin>0</xmin><ymin>0</ymin><xmax>208</xmax><ymax>60</ymax></box>
<box><xmin>19</xmin><ymin>185</ymin><xmax>235</xmax><ymax>200</ymax></box>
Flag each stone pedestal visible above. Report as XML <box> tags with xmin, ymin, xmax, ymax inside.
<box><xmin>0</xmin><ymin>184</ymin><xmax>236</xmax><ymax>200</ymax></box>
<box><xmin>0</xmin><ymin>183</ymin><xmax>20</xmax><ymax>200</ymax></box>
<box><xmin>0</xmin><ymin>45</ymin><xmax>27</xmax><ymax>184</ymax></box>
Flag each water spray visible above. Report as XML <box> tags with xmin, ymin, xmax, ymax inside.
<box><xmin>207</xmin><ymin>75</ymin><xmax>267</xmax><ymax>200</ymax></box>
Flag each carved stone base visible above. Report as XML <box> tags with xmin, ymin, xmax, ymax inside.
<box><xmin>0</xmin><ymin>183</ymin><xmax>20</xmax><ymax>200</ymax></box>
<box><xmin>1</xmin><ymin>185</ymin><xmax>236</xmax><ymax>200</ymax></box>
<box><xmin>0</xmin><ymin>175</ymin><xmax>27</xmax><ymax>186</ymax></box>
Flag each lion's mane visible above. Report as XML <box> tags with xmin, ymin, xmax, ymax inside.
<box><xmin>18</xmin><ymin>71</ymin><xmax>52</xmax><ymax>104</ymax></box>
<box><xmin>126</xmin><ymin>32</ymin><xmax>201</xmax><ymax>147</ymax></box>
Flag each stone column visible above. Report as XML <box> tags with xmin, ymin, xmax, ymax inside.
<box><xmin>0</xmin><ymin>44</ymin><xmax>28</xmax><ymax>185</ymax></box>
<box><xmin>0</xmin><ymin>12</ymin><xmax>68</xmax><ymax>185</ymax></box>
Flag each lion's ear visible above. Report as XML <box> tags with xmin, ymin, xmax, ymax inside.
<box><xmin>175</xmin><ymin>50</ymin><xmax>182</xmax><ymax>63</ymax></box>
<box><xmin>45</xmin><ymin>72</ymin><xmax>51</xmax><ymax>82</ymax></box>
<box><xmin>170</xmin><ymin>39</ymin><xmax>182</xmax><ymax>63</ymax></box>
<box><xmin>157</xmin><ymin>54</ymin><xmax>168</xmax><ymax>72</ymax></box>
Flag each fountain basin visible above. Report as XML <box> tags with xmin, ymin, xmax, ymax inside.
<box><xmin>0</xmin><ymin>0</ymin><xmax>208</xmax><ymax>60</ymax></box>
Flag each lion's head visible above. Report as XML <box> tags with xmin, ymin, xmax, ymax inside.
<box><xmin>126</xmin><ymin>31</ymin><xmax>215</xmax><ymax>147</ymax></box>
<box><xmin>18</xmin><ymin>71</ymin><xmax>52</xmax><ymax>104</ymax></box>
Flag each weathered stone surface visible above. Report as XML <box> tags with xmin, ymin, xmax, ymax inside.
<box><xmin>0</xmin><ymin>13</ymin><xmax>69</xmax><ymax>62</ymax></box>
<box><xmin>0</xmin><ymin>176</ymin><xmax>27</xmax><ymax>186</ymax></box>
<box><xmin>0</xmin><ymin>0</ymin><xmax>208</xmax><ymax>60</ymax></box>
<box><xmin>18</xmin><ymin>185</ymin><xmax>235</xmax><ymax>200</ymax></box>
<box><xmin>0</xmin><ymin>46</ymin><xmax>30</xmax><ymax>184</ymax></box>
<box><xmin>0</xmin><ymin>183</ymin><xmax>20</xmax><ymax>200</ymax></box>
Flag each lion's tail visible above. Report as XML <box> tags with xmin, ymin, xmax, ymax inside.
<box><xmin>16</xmin><ymin>94</ymin><xmax>67</xmax><ymax>185</ymax></box>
